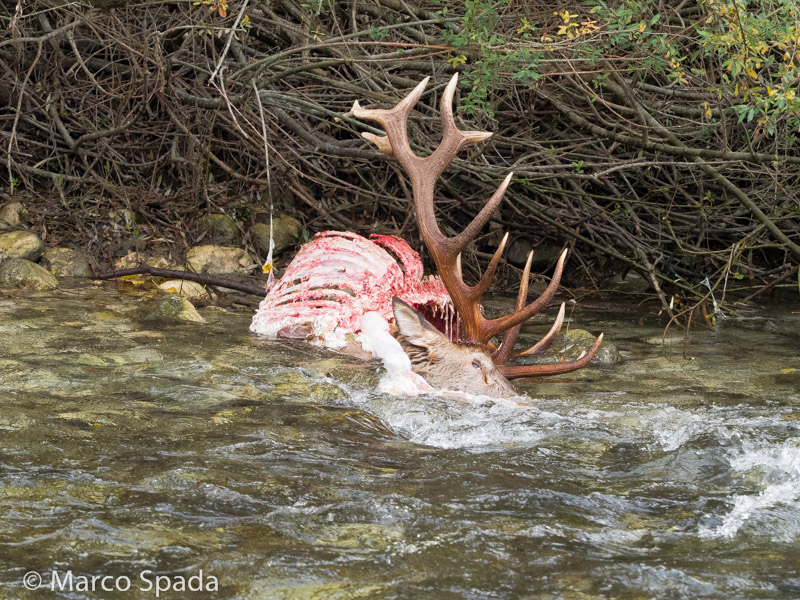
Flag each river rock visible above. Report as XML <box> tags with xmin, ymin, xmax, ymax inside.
<box><xmin>0</xmin><ymin>230</ymin><xmax>44</xmax><ymax>262</ymax></box>
<box><xmin>249</xmin><ymin>215</ymin><xmax>302</xmax><ymax>256</ymax></box>
<box><xmin>185</xmin><ymin>245</ymin><xmax>254</xmax><ymax>275</ymax></box>
<box><xmin>115</xmin><ymin>252</ymin><xmax>174</xmax><ymax>270</ymax></box>
<box><xmin>546</xmin><ymin>328</ymin><xmax>619</xmax><ymax>365</ymax></box>
<box><xmin>0</xmin><ymin>258</ymin><xmax>59</xmax><ymax>290</ymax></box>
<box><xmin>0</xmin><ymin>202</ymin><xmax>31</xmax><ymax>230</ymax></box>
<box><xmin>158</xmin><ymin>279</ymin><xmax>213</xmax><ymax>300</ymax></box>
<box><xmin>594</xmin><ymin>340</ymin><xmax>621</xmax><ymax>365</ymax></box>
<box><xmin>41</xmin><ymin>247</ymin><xmax>93</xmax><ymax>277</ymax></box>
<box><xmin>143</xmin><ymin>295</ymin><xmax>205</xmax><ymax>323</ymax></box>
<box><xmin>197</xmin><ymin>213</ymin><xmax>241</xmax><ymax>245</ymax></box>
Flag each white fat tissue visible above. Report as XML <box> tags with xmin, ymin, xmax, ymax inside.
<box><xmin>358</xmin><ymin>312</ymin><xmax>433</xmax><ymax>396</ymax></box>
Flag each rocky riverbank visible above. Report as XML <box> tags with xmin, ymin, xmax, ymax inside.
<box><xmin>0</xmin><ymin>199</ymin><xmax>302</xmax><ymax>292</ymax></box>
<box><xmin>0</xmin><ymin>198</ymin><xmax>618</xmax><ymax>363</ymax></box>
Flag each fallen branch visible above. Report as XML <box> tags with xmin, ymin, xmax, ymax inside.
<box><xmin>91</xmin><ymin>266</ymin><xmax>267</xmax><ymax>297</ymax></box>
<box><xmin>740</xmin><ymin>264</ymin><xmax>799</xmax><ymax>303</ymax></box>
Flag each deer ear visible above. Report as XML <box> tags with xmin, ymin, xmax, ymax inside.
<box><xmin>392</xmin><ymin>297</ymin><xmax>448</xmax><ymax>350</ymax></box>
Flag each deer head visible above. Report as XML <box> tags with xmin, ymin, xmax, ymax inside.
<box><xmin>352</xmin><ymin>74</ymin><xmax>603</xmax><ymax>395</ymax></box>
<box><xmin>392</xmin><ymin>297</ymin><xmax>517</xmax><ymax>398</ymax></box>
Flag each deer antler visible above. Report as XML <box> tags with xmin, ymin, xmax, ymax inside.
<box><xmin>352</xmin><ymin>74</ymin><xmax>602</xmax><ymax>379</ymax></box>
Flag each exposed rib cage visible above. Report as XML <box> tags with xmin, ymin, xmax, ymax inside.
<box><xmin>250</xmin><ymin>231</ymin><xmax>455</xmax><ymax>348</ymax></box>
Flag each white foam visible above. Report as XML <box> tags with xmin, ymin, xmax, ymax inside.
<box><xmin>639</xmin><ymin>406</ymin><xmax>713</xmax><ymax>451</ymax></box>
<box><xmin>699</xmin><ymin>440</ymin><xmax>800</xmax><ymax>539</ymax></box>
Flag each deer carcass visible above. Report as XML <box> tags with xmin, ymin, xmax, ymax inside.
<box><xmin>251</xmin><ymin>74</ymin><xmax>602</xmax><ymax>398</ymax></box>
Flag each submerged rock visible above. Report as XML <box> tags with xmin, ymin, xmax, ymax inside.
<box><xmin>197</xmin><ymin>213</ymin><xmax>241</xmax><ymax>245</ymax></box>
<box><xmin>544</xmin><ymin>328</ymin><xmax>619</xmax><ymax>366</ymax></box>
<box><xmin>142</xmin><ymin>295</ymin><xmax>205</xmax><ymax>323</ymax></box>
<box><xmin>642</xmin><ymin>334</ymin><xmax>685</xmax><ymax>347</ymax></box>
<box><xmin>247</xmin><ymin>580</ymin><xmax>384</xmax><ymax>600</ymax></box>
<box><xmin>0</xmin><ymin>258</ymin><xmax>59</xmax><ymax>290</ymax></box>
<box><xmin>185</xmin><ymin>245</ymin><xmax>254</xmax><ymax>275</ymax></box>
<box><xmin>158</xmin><ymin>279</ymin><xmax>213</xmax><ymax>300</ymax></box>
<box><xmin>249</xmin><ymin>215</ymin><xmax>302</xmax><ymax>256</ymax></box>
<box><xmin>0</xmin><ymin>414</ymin><xmax>35</xmax><ymax>431</ymax></box>
<box><xmin>0</xmin><ymin>201</ymin><xmax>31</xmax><ymax>230</ymax></box>
<box><xmin>594</xmin><ymin>340</ymin><xmax>621</xmax><ymax>365</ymax></box>
<box><xmin>313</xmin><ymin>522</ymin><xmax>404</xmax><ymax>551</ymax></box>
<box><xmin>41</xmin><ymin>247</ymin><xmax>93</xmax><ymax>277</ymax></box>
<box><xmin>0</xmin><ymin>230</ymin><xmax>44</xmax><ymax>261</ymax></box>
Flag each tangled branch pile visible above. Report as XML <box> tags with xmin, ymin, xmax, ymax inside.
<box><xmin>2</xmin><ymin>0</ymin><xmax>799</xmax><ymax>313</ymax></box>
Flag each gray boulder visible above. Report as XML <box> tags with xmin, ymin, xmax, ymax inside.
<box><xmin>184</xmin><ymin>245</ymin><xmax>254</xmax><ymax>275</ymax></box>
<box><xmin>0</xmin><ymin>258</ymin><xmax>59</xmax><ymax>290</ymax></box>
<box><xmin>0</xmin><ymin>230</ymin><xmax>44</xmax><ymax>262</ymax></box>
<box><xmin>249</xmin><ymin>215</ymin><xmax>302</xmax><ymax>257</ymax></box>
<box><xmin>41</xmin><ymin>247</ymin><xmax>93</xmax><ymax>277</ymax></box>
<box><xmin>0</xmin><ymin>202</ymin><xmax>31</xmax><ymax>230</ymax></box>
<box><xmin>142</xmin><ymin>295</ymin><xmax>205</xmax><ymax>323</ymax></box>
<box><xmin>197</xmin><ymin>213</ymin><xmax>241</xmax><ymax>245</ymax></box>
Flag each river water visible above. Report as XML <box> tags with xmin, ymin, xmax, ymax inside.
<box><xmin>1</xmin><ymin>281</ymin><xmax>798</xmax><ymax>599</ymax></box>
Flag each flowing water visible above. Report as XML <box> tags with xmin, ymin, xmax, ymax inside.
<box><xmin>0</xmin><ymin>280</ymin><xmax>798</xmax><ymax>599</ymax></box>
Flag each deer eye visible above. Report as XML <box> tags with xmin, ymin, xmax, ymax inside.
<box><xmin>471</xmin><ymin>359</ymin><xmax>482</xmax><ymax>370</ymax></box>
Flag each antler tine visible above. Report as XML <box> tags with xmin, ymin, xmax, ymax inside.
<box><xmin>451</xmin><ymin>172</ymin><xmax>513</xmax><ymax>257</ymax></box>
<box><xmin>492</xmin><ymin>248</ymin><xmax>534</xmax><ymax>364</ymax></box>
<box><xmin>473</xmin><ymin>232</ymin><xmax>509</xmax><ymax>299</ymax></box>
<box><xmin>498</xmin><ymin>333</ymin><xmax>604</xmax><ymax>380</ymax></box>
<box><xmin>351</xmin><ymin>76</ymin><xmax>430</xmax><ymax>166</ymax></box>
<box><xmin>514</xmin><ymin>302</ymin><xmax>565</xmax><ymax>357</ymax></box>
<box><xmin>432</xmin><ymin>74</ymin><xmax>493</xmax><ymax>181</ymax></box>
<box><xmin>361</xmin><ymin>132</ymin><xmax>394</xmax><ymax>158</ymax></box>
<box><xmin>353</xmin><ymin>74</ymin><xmax>494</xmax><ymax>256</ymax></box>
<box><xmin>480</xmin><ymin>248</ymin><xmax>568</xmax><ymax>343</ymax></box>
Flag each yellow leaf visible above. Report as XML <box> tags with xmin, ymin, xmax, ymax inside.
<box><xmin>704</xmin><ymin>102</ymin><xmax>712</xmax><ymax>119</ymax></box>
<box><xmin>120</xmin><ymin>275</ymin><xmax>146</xmax><ymax>285</ymax></box>
<box><xmin>780</xmin><ymin>368</ymin><xmax>796</xmax><ymax>374</ymax></box>
<box><xmin>745</xmin><ymin>66</ymin><xmax>757</xmax><ymax>79</ymax></box>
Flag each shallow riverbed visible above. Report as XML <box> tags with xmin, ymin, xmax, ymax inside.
<box><xmin>1</xmin><ymin>281</ymin><xmax>798</xmax><ymax>599</ymax></box>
